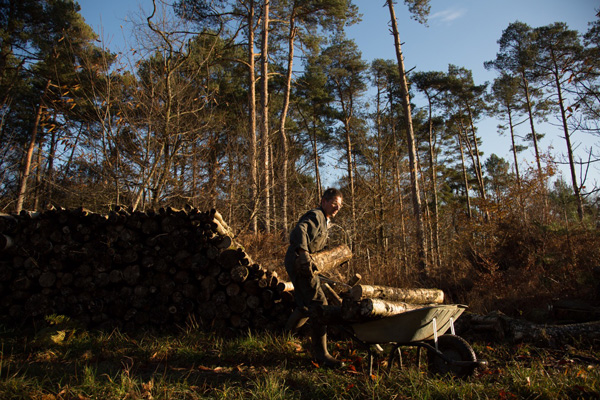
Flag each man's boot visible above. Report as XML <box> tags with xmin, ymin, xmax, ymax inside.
<box><xmin>285</xmin><ymin>307</ymin><xmax>309</xmax><ymax>334</ymax></box>
<box><xmin>311</xmin><ymin>325</ymin><xmax>344</xmax><ymax>368</ymax></box>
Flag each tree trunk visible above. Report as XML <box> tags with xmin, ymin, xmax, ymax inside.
<box><xmin>248</xmin><ymin>0</ymin><xmax>258</xmax><ymax>233</ymax></box>
<box><xmin>343</xmin><ymin>116</ymin><xmax>357</xmax><ymax>236</ymax></box>
<box><xmin>43</xmin><ymin>125</ymin><xmax>57</xmax><ymax>206</ymax></box>
<box><xmin>260</xmin><ymin>0</ymin><xmax>271</xmax><ymax>232</ymax></box>
<box><xmin>390</xmin><ymin>90</ymin><xmax>408</xmax><ymax>274</ymax></box>
<box><xmin>278</xmin><ymin>14</ymin><xmax>297</xmax><ymax>236</ymax></box>
<box><xmin>457</xmin><ymin>129</ymin><xmax>472</xmax><ymax>218</ymax></box>
<box><xmin>33</xmin><ymin>144</ymin><xmax>43</xmax><ymax>210</ymax></box>
<box><xmin>425</xmin><ymin>95</ymin><xmax>440</xmax><ymax>268</ymax></box>
<box><xmin>552</xmin><ymin>63</ymin><xmax>584</xmax><ymax>221</ymax></box>
<box><xmin>507</xmin><ymin>107</ymin><xmax>522</xmax><ymax>190</ymax></box>
<box><xmin>464</xmin><ymin>105</ymin><xmax>490</xmax><ymax>221</ymax></box>
<box><xmin>521</xmin><ymin>71</ymin><xmax>543</xmax><ymax>175</ymax></box>
<box><xmin>387</xmin><ymin>1</ymin><xmax>427</xmax><ymax>275</ymax></box>
<box><xmin>16</xmin><ymin>80</ymin><xmax>49</xmax><ymax>213</ymax></box>
<box><xmin>375</xmin><ymin>81</ymin><xmax>385</xmax><ymax>251</ymax></box>
<box><xmin>310</xmin><ymin>116</ymin><xmax>322</xmax><ymax>199</ymax></box>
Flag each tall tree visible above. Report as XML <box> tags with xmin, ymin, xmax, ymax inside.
<box><xmin>485</xmin><ymin>22</ymin><xmax>548</xmax><ymax>177</ymax></box>
<box><xmin>577</xmin><ymin>12</ymin><xmax>600</xmax><ymax>128</ymax></box>
<box><xmin>484</xmin><ymin>153</ymin><xmax>512</xmax><ymax>204</ymax></box>
<box><xmin>0</xmin><ymin>0</ymin><xmax>40</xmax><ymax>108</ymax></box>
<box><xmin>534</xmin><ymin>22</ymin><xmax>585</xmax><ymax>221</ymax></box>
<box><xmin>386</xmin><ymin>0</ymin><xmax>430</xmax><ymax>274</ymax></box>
<box><xmin>272</xmin><ymin>0</ymin><xmax>358</xmax><ymax>235</ymax></box>
<box><xmin>412</xmin><ymin>70</ymin><xmax>447</xmax><ymax>268</ymax></box>
<box><xmin>294</xmin><ymin>51</ymin><xmax>336</xmax><ymax>202</ymax></box>
<box><xmin>489</xmin><ymin>73</ymin><xmax>527</xmax><ymax>190</ymax></box>
<box><xmin>369</xmin><ymin>59</ymin><xmax>393</xmax><ymax>252</ymax></box>
<box><xmin>446</xmin><ymin>65</ymin><xmax>489</xmax><ymax>220</ymax></box>
<box><xmin>259</xmin><ymin>0</ymin><xmax>271</xmax><ymax>232</ymax></box>
<box><xmin>321</xmin><ymin>36</ymin><xmax>368</xmax><ymax>237</ymax></box>
<box><xmin>13</xmin><ymin>0</ymin><xmax>98</xmax><ymax>212</ymax></box>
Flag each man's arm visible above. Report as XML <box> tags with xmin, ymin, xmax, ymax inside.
<box><xmin>289</xmin><ymin>210</ymin><xmax>320</xmax><ymax>254</ymax></box>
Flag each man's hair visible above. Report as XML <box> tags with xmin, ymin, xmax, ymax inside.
<box><xmin>322</xmin><ymin>188</ymin><xmax>342</xmax><ymax>201</ymax></box>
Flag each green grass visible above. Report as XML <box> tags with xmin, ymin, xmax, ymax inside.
<box><xmin>0</xmin><ymin>316</ymin><xmax>598</xmax><ymax>399</ymax></box>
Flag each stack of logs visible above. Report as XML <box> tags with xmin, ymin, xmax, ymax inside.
<box><xmin>339</xmin><ymin>284</ymin><xmax>445</xmax><ymax>321</ymax></box>
<box><xmin>277</xmin><ymin>269</ymin><xmax>446</xmax><ymax>323</ymax></box>
<box><xmin>293</xmin><ymin>278</ymin><xmax>447</xmax><ymax>323</ymax></box>
<box><xmin>0</xmin><ymin>207</ymin><xmax>293</xmax><ymax>332</ymax></box>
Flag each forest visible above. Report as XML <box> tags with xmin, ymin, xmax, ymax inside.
<box><xmin>1</xmin><ymin>0</ymin><xmax>599</xmax><ymax>319</ymax></box>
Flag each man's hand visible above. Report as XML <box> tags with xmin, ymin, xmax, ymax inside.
<box><xmin>295</xmin><ymin>250</ymin><xmax>317</xmax><ymax>277</ymax></box>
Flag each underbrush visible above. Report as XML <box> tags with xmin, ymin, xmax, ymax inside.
<box><xmin>241</xmin><ymin>216</ymin><xmax>600</xmax><ymax>322</ymax></box>
<box><xmin>0</xmin><ymin>318</ymin><xmax>598</xmax><ymax>399</ymax></box>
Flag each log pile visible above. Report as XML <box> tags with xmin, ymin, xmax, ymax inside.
<box><xmin>336</xmin><ymin>285</ymin><xmax>446</xmax><ymax>322</ymax></box>
<box><xmin>0</xmin><ymin>207</ymin><xmax>293</xmax><ymax>332</ymax></box>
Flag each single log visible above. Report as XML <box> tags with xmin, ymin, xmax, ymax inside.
<box><xmin>205</xmin><ymin>245</ymin><xmax>219</xmax><ymax>260</ymax></box>
<box><xmin>174</xmin><ymin>270</ymin><xmax>190</xmax><ymax>284</ymax></box>
<box><xmin>212</xmin><ymin>215</ymin><xmax>232</xmax><ymax>238</ymax></box>
<box><xmin>229</xmin><ymin>294</ymin><xmax>248</xmax><ymax>314</ymax></box>
<box><xmin>243</xmin><ymin>280</ymin><xmax>260</xmax><ymax>296</ymax></box>
<box><xmin>230</xmin><ymin>313</ymin><xmax>249</xmax><ymax>329</ymax></box>
<box><xmin>231</xmin><ymin>265</ymin><xmax>249</xmax><ymax>283</ymax></box>
<box><xmin>551</xmin><ymin>299</ymin><xmax>600</xmax><ymax>323</ymax></box>
<box><xmin>246</xmin><ymin>295</ymin><xmax>261</xmax><ymax>309</ymax></box>
<box><xmin>225</xmin><ymin>282</ymin><xmax>241</xmax><ymax>297</ymax></box>
<box><xmin>311</xmin><ymin>244</ymin><xmax>352</xmax><ymax>275</ymax></box>
<box><xmin>348</xmin><ymin>285</ymin><xmax>444</xmax><ymax>304</ymax></box>
<box><xmin>38</xmin><ymin>271</ymin><xmax>57</xmax><ymax>288</ymax></box>
<box><xmin>358</xmin><ymin>298</ymin><xmax>427</xmax><ymax>318</ymax></box>
<box><xmin>212</xmin><ymin>290</ymin><xmax>227</xmax><ymax>305</ymax></box>
<box><xmin>0</xmin><ymin>234</ymin><xmax>14</xmax><ymax>250</ymax></box>
<box><xmin>123</xmin><ymin>265</ymin><xmax>140</xmax><ymax>285</ymax></box>
<box><xmin>95</xmin><ymin>272</ymin><xmax>110</xmax><ymax>287</ymax></box>
<box><xmin>218</xmin><ymin>249</ymin><xmax>242</xmax><ymax>269</ymax></box>
<box><xmin>212</xmin><ymin>234</ymin><xmax>232</xmax><ymax>250</ymax></box>
<box><xmin>217</xmin><ymin>271</ymin><xmax>232</xmax><ymax>287</ymax></box>
<box><xmin>181</xmin><ymin>283</ymin><xmax>198</xmax><ymax>299</ymax></box>
<box><xmin>257</xmin><ymin>277</ymin><xmax>269</xmax><ymax>288</ymax></box>
<box><xmin>462</xmin><ymin>311</ymin><xmax>600</xmax><ymax>346</ymax></box>
<box><xmin>200</xmin><ymin>276</ymin><xmax>218</xmax><ymax>301</ymax></box>
<box><xmin>347</xmin><ymin>273</ymin><xmax>362</xmax><ymax>287</ymax></box>
<box><xmin>0</xmin><ymin>214</ymin><xmax>18</xmax><ymax>233</ymax></box>
<box><xmin>276</xmin><ymin>281</ymin><xmax>294</xmax><ymax>293</ymax></box>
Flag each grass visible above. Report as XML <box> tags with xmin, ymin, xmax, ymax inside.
<box><xmin>0</xmin><ymin>316</ymin><xmax>599</xmax><ymax>399</ymax></box>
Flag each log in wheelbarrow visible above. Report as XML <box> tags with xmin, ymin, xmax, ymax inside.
<box><xmin>325</xmin><ymin>303</ymin><xmax>488</xmax><ymax>378</ymax></box>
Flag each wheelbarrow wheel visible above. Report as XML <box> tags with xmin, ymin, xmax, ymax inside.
<box><xmin>427</xmin><ymin>334</ymin><xmax>477</xmax><ymax>378</ymax></box>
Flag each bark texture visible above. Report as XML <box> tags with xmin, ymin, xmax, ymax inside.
<box><xmin>348</xmin><ymin>284</ymin><xmax>444</xmax><ymax>304</ymax></box>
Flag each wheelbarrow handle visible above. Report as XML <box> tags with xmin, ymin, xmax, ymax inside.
<box><xmin>318</xmin><ymin>274</ymin><xmax>352</xmax><ymax>290</ymax></box>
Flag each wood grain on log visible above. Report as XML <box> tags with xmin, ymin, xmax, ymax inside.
<box><xmin>311</xmin><ymin>244</ymin><xmax>352</xmax><ymax>274</ymax></box>
<box><xmin>348</xmin><ymin>285</ymin><xmax>444</xmax><ymax>304</ymax></box>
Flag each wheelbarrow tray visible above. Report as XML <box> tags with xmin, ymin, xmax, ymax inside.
<box><xmin>350</xmin><ymin>304</ymin><xmax>466</xmax><ymax>344</ymax></box>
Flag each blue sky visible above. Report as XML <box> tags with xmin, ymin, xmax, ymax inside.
<box><xmin>77</xmin><ymin>0</ymin><xmax>600</xmax><ymax>189</ymax></box>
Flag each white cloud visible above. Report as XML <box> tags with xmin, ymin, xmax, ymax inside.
<box><xmin>430</xmin><ymin>8</ymin><xmax>467</xmax><ymax>23</ymax></box>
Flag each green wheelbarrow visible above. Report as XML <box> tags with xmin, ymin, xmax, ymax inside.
<box><xmin>340</xmin><ymin>304</ymin><xmax>487</xmax><ymax>378</ymax></box>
